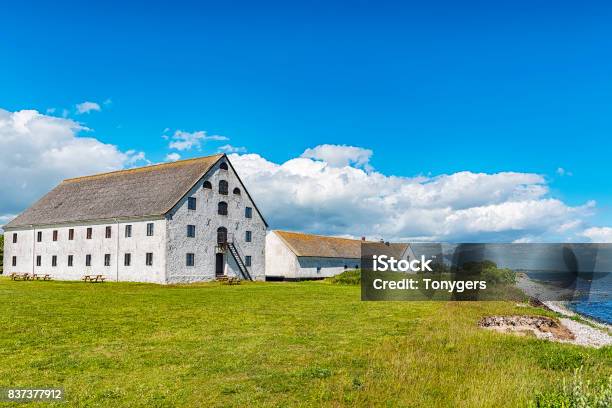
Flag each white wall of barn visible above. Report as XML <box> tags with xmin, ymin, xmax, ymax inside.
<box><xmin>2</xmin><ymin>219</ymin><xmax>166</xmax><ymax>283</ymax></box>
<box><xmin>3</xmin><ymin>230</ymin><xmax>34</xmax><ymax>275</ymax></box>
<box><xmin>265</xmin><ymin>231</ymin><xmax>361</xmax><ymax>280</ymax></box>
<box><xmin>165</xmin><ymin>159</ymin><xmax>267</xmax><ymax>283</ymax></box>
<box><xmin>265</xmin><ymin>231</ymin><xmax>300</xmax><ymax>278</ymax></box>
<box><xmin>295</xmin><ymin>257</ymin><xmax>361</xmax><ymax>279</ymax></box>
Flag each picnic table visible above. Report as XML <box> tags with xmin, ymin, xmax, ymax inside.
<box><xmin>9</xmin><ymin>273</ymin><xmax>52</xmax><ymax>281</ymax></box>
<box><xmin>217</xmin><ymin>275</ymin><xmax>241</xmax><ymax>285</ymax></box>
<box><xmin>82</xmin><ymin>274</ymin><xmax>106</xmax><ymax>283</ymax></box>
<box><xmin>10</xmin><ymin>273</ymin><xmax>31</xmax><ymax>281</ymax></box>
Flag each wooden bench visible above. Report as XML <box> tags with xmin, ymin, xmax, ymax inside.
<box><xmin>82</xmin><ymin>275</ymin><xmax>106</xmax><ymax>283</ymax></box>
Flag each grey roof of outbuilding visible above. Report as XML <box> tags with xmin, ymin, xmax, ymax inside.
<box><xmin>274</xmin><ymin>230</ymin><xmax>411</xmax><ymax>260</ymax></box>
<box><xmin>5</xmin><ymin>154</ymin><xmax>225</xmax><ymax>228</ymax></box>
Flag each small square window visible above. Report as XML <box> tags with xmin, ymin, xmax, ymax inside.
<box><xmin>147</xmin><ymin>223</ymin><xmax>154</xmax><ymax>236</ymax></box>
<box><xmin>188</xmin><ymin>197</ymin><xmax>197</xmax><ymax>210</ymax></box>
<box><xmin>68</xmin><ymin>229</ymin><xmax>74</xmax><ymax>240</ymax></box>
<box><xmin>186</xmin><ymin>253</ymin><xmax>195</xmax><ymax>267</ymax></box>
<box><xmin>52</xmin><ymin>255</ymin><xmax>57</xmax><ymax>267</ymax></box>
<box><xmin>146</xmin><ymin>253</ymin><xmax>153</xmax><ymax>266</ymax></box>
<box><xmin>124</xmin><ymin>253</ymin><xmax>131</xmax><ymax>266</ymax></box>
<box><xmin>245</xmin><ymin>255</ymin><xmax>252</xmax><ymax>267</ymax></box>
<box><xmin>245</xmin><ymin>207</ymin><xmax>253</xmax><ymax>218</ymax></box>
<box><xmin>187</xmin><ymin>225</ymin><xmax>196</xmax><ymax>238</ymax></box>
<box><xmin>104</xmin><ymin>254</ymin><xmax>111</xmax><ymax>267</ymax></box>
<box><xmin>245</xmin><ymin>231</ymin><xmax>252</xmax><ymax>242</ymax></box>
<box><xmin>68</xmin><ymin>255</ymin><xmax>74</xmax><ymax>267</ymax></box>
<box><xmin>12</xmin><ymin>233</ymin><xmax>17</xmax><ymax>243</ymax></box>
<box><xmin>105</xmin><ymin>226</ymin><xmax>112</xmax><ymax>239</ymax></box>
<box><xmin>12</xmin><ymin>256</ymin><xmax>17</xmax><ymax>267</ymax></box>
<box><xmin>125</xmin><ymin>225</ymin><xmax>132</xmax><ymax>238</ymax></box>
<box><xmin>86</xmin><ymin>228</ymin><xmax>93</xmax><ymax>239</ymax></box>
<box><xmin>53</xmin><ymin>230</ymin><xmax>58</xmax><ymax>241</ymax></box>
<box><xmin>85</xmin><ymin>254</ymin><xmax>92</xmax><ymax>267</ymax></box>
<box><xmin>36</xmin><ymin>255</ymin><xmax>41</xmax><ymax>267</ymax></box>
<box><xmin>37</xmin><ymin>231</ymin><xmax>42</xmax><ymax>242</ymax></box>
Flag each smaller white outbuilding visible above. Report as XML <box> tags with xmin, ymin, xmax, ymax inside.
<box><xmin>265</xmin><ymin>230</ymin><xmax>415</xmax><ymax>280</ymax></box>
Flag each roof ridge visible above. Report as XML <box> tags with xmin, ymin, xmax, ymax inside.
<box><xmin>275</xmin><ymin>230</ymin><xmax>361</xmax><ymax>242</ymax></box>
<box><xmin>63</xmin><ymin>154</ymin><xmax>224</xmax><ymax>183</ymax></box>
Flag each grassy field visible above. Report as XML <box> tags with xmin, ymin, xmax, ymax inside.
<box><xmin>0</xmin><ymin>277</ymin><xmax>610</xmax><ymax>407</ymax></box>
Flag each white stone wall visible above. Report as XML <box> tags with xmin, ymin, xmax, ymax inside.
<box><xmin>166</xmin><ymin>159</ymin><xmax>267</xmax><ymax>283</ymax></box>
<box><xmin>265</xmin><ymin>231</ymin><xmax>300</xmax><ymax>278</ymax></box>
<box><xmin>265</xmin><ymin>231</ymin><xmax>361</xmax><ymax>280</ymax></box>
<box><xmin>295</xmin><ymin>256</ymin><xmax>361</xmax><ymax>279</ymax></box>
<box><xmin>3</xmin><ymin>219</ymin><xmax>167</xmax><ymax>283</ymax></box>
<box><xmin>3</xmin><ymin>230</ymin><xmax>34</xmax><ymax>275</ymax></box>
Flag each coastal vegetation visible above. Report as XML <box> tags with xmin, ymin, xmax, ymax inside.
<box><xmin>0</xmin><ymin>277</ymin><xmax>609</xmax><ymax>407</ymax></box>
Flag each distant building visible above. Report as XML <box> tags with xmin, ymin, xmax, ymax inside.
<box><xmin>265</xmin><ymin>230</ymin><xmax>415</xmax><ymax>280</ymax></box>
<box><xmin>3</xmin><ymin>154</ymin><xmax>267</xmax><ymax>283</ymax></box>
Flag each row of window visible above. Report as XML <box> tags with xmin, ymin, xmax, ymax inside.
<box><xmin>12</xmin><ymin>253</ymin><xmax>253</xmax><ymax>268</ymax></box>
<box><xmin>27</xmin><ymin>253</ymin><xmax>155</xmax><ymax>267</ymax></box>
<box><xmin>202</xmin><ymin>179</ymin><xmax>241</xmax><ymax>196</ymax></box>
<box><xmin>10</xmin><ymin>223</ymin><xmax>156</xmax><ymax>245</ymax></box>
<box><xmin>12</xmin><ymin>220</ymin><xmax>254</xmax><ymax>246</ymax></box>
<box><xmin>184</xmin><ymin>225</ymin><xmax>252</xmax><ymax>242</ymax></box>
<box><xmin>186</xmin><ymin>195</ymin><xmax>253</xmax><ymax>219</ymax></box>
<box><xmin>186</xmin><ymin>254</ymin><xmax>252</xmax><ymax>267</ymax></box>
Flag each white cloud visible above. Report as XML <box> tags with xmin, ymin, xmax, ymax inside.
<box><xmin>165</xmin><ymin>152</ymin><xmax>181</xmax><ymax>162</ymax></box>
<box><xmin>218</xmin><ymin>144</ymin><xmax>247</xmax><ymax>154</ymax></box>
<box><xmin>581</xmin><ymin>227</ymin><xmax>612</xmax><ymax>243</ymax></box>
<box><xmin>229</xmin><ymin>146</ymin><xmax>599</xmax><ymax>242</ymax></box>
<box><xmin>75</xmin><ymin>101</ymin><xmax>101</xmax><ymax>114</ymax></box>
<box><xmin>301</xmin><ymin>144</ymin><xmax>373</xmax><ymax>169</ymax></box>
<box><xmin>168</xmin><ymin>130</ymin><xmax>228</xmax><ymax>151</ymax></box>
<box><xmin>556</xmin><ymin>167</ymin><xmax>573</xmax><ymax>176</ymax></box>
<box><xmin>124</xmin><ymin>150</ymin><xmax>149</xmax><ymax>166</ymax></box>
<box><xmin>0</xmin><ymin>108</ymin><xmax>146</xmax><ymax>227</ymax></box>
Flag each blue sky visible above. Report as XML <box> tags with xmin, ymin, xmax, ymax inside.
<box><xmin>1</xmin><ymin>1</ymin><xmax>611</xmax><ymax>240</ymax></box>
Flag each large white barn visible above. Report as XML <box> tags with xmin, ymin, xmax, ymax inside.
<box><xmin>2</xmin><ymin>154</ymin><xmax>267</xmax><ymax>283</ymax></box>
<box><xmin>265</xmin><ymin>230</ymin><xmax>415</xmax><ymax>280</ymax></box>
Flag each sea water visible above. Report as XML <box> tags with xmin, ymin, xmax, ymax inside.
<box><xmin>526</xmin><ymin>271</ymin><xmax>612</xmax><ymax>324</ymax></box>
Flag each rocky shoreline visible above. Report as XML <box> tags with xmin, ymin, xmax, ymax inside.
<box><xmin>512</xmin><ymin>274</ymin><xmax>611</xmax><ymax>348</ymax></box>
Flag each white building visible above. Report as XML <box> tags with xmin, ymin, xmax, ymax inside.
<box><xmin>265</xmin><ymin>230</ymin><xmax>415</xmax><ymax>280</ymax></box>
<box><xmin>2</xmin><ymin>154</ymin><xmax>267</xmax><ymax>283</ymax></box>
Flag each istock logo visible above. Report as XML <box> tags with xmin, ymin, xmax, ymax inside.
<box><xmin>372</xmin><ymin>255</ymin><xmax>434</xmax><ymax>272</ymax></box>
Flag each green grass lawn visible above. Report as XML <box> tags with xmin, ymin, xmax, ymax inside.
<box><xmin>0</xmin><ymin>277</ymin><xmax>610</xmax><ymax>407</ymax></box>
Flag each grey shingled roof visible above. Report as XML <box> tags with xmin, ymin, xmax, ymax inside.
<box><xmin>275</xmin><ymin>230</ymin><xmax>362</xmax><ymax>258</ymax></box>
<box><xmin>5</xmin><ymin>154</ymin><xmax>224</xmax><ymax>228</ymax></box>
<box><xmin>275</xmin><ymin>230</ymin><xmax>410</xmax><ymax>259</ymax></box>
